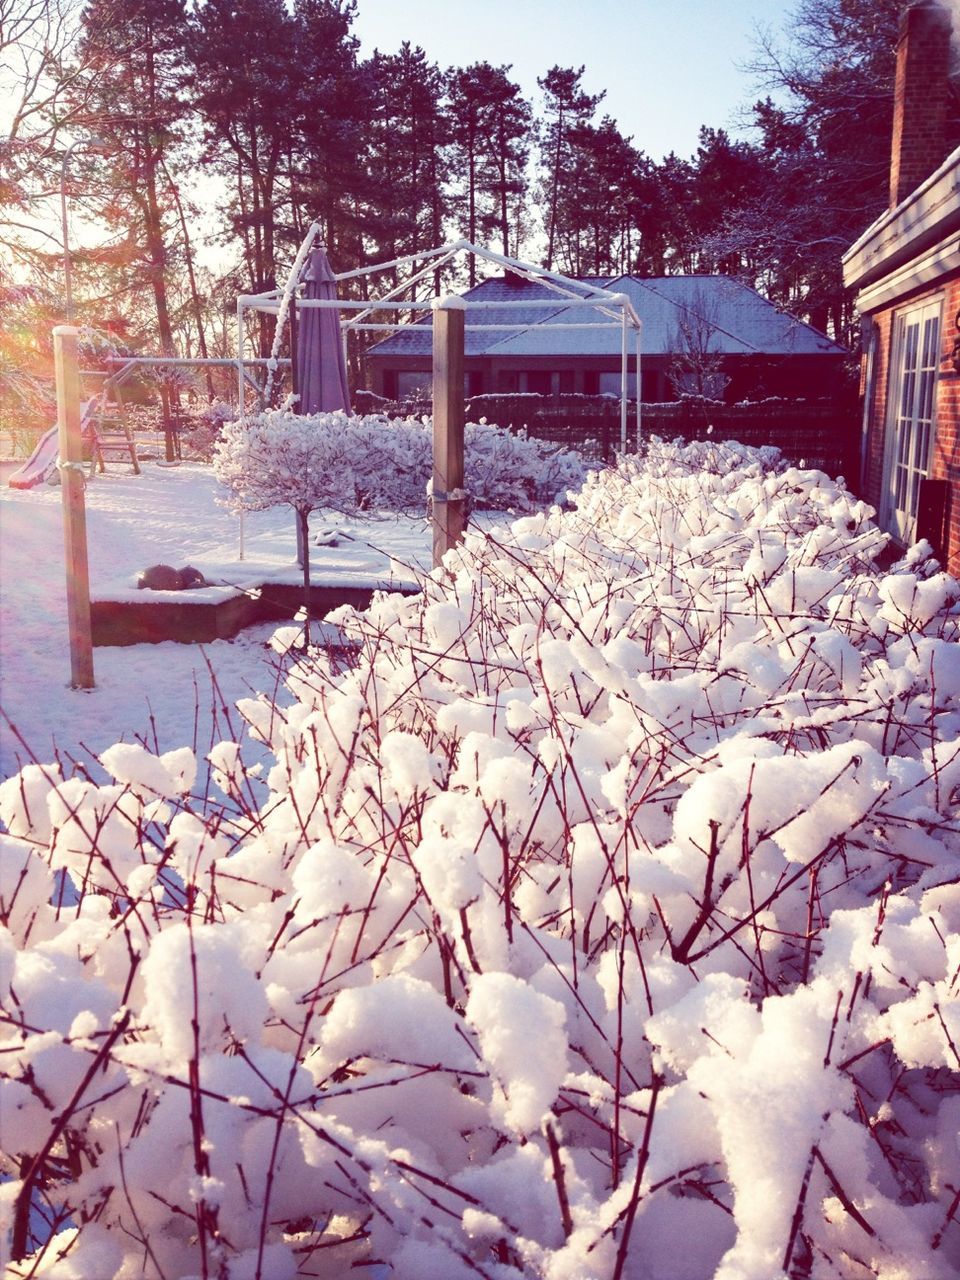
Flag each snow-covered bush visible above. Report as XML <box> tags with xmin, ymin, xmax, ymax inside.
<box><xmin>463</xmin><ymin>419</ymin><xmax>586</xmax><ymax>509</ymax></box>
<box><xmin>180</xmin><ymin>400</ymin><xmax>238</xmax><ymax>461</ymax></box>
<box><xmin>214</xmin><ymin>409</ymin><xmax>585</xmax><ymax>519</ymax></box>
<box><xmin>643</xmin><ymin>432</ymin><xmax>785</xmax><ymax>476</ymax></box>
<box><xmin>2</xmin><ymin>443</ymin><xmax>960</xmax><ymax>1279</ymax></box>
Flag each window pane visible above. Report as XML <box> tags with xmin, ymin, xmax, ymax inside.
<box><xmin>599</xmin><ymin>371</ymin><xmax>639</xmax><ymax>397</ymax></box>
<box><xmin>396</xmin><ymin>371</ymin><xmax>432</xmax><ymax>398</ymax></box>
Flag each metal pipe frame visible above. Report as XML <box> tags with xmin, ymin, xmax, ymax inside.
<box><xmin>235</xmin><ymin>235</ymin><xmax>644</xmax><ymax>448</ymax></box>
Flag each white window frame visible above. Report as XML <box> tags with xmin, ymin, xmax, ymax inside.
<box><xmin>881</xmin><ymin>297</ymin><xmax>941</xmax><ymax>546</ymax></box>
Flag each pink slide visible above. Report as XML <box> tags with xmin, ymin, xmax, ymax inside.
<box><xmin>8</xmin><ymin>401</ymin><xmax>98</xmax><ymax>490</ymax></box>
<box><xmin>7</xmin><ymin>426</ymin><xmax>60</xmax><ymax>489</ymax></box>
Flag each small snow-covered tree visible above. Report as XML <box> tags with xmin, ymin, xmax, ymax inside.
<box><xmin>215</xmin><ymin>412</ymin><xmax>586</xmax><ymax>643</ymax></box>
<box><xmin>214</xmin><ymin>409</ymin><xmax>371</xmax><ymax>644</ymax></box>
<box><xmin>667</xmin><ymin>287</ymin><xmax>731</xmax><ymax>401</ymax></box>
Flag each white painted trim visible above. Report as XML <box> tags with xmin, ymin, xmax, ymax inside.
<box><xmin>855</xmin><ymin>235</ymin><xmax>960</xmax><ymax>313</ymax></box>
<box><xmin>843</xmin><ymin>146</ymin><xmax>960</xmax><ymax>290</ymax></box>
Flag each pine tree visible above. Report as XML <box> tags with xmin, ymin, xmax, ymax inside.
<box><xmin>641</xmin><ymin>152</ymin><xmax>697</xmax><ymax>275</ymax></box>
<box><xmin>363</xmin><ymin>44</ymin><xmax>451</xmax><ymax>271</ymax></box>
<box><xmin>486</xmin><ymin>67</ymin><xmax>533</xmax><ymax>263</ymax></box>
<box><xmin>72</xmin><ymin>0</ymin><xmax>190</xmax><ymax>359</ymax></box>
<box><xmin>686</xmin><ymin>128</ymin><xmax>764</xmax><ymax>275</ymax></box>
<box><xmin>288</xmin><ymin>0</ymin><xmax>371</xmax><ymax>263</ymax></box>
<box><xmin>553</xmin><ymin>115</ymin><xmax>645</xmax><ymax>277</ymax></box>
<box><xmin>188</xmin><ymin>0</ymin><xmax>299</xmax><ymax>354</ymax></box>
<box><xmin>446</xmin><ymin>62</ymin><xmax>532</xmax><ymax>279</ymax></box>
<box><xmin>537</xmin><ymin>65</ymin><xmax>604</xmax><ymax>270</ymax></box>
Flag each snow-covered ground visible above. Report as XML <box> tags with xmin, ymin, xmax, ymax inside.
<box><xmin>0</xmin><ymin>460</ymin><xmax>433</xmax><ymax>785</ymax></box>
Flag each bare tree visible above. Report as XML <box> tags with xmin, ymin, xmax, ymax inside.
<box><xmin>0</xmin><ymin>0</ymin><xmax>100</xmax><ymax>272</ymax></box>
<box><xmin>667</xmin><ymin>287</ymin><xmax>731</xmax><ymax>401</ymax></box>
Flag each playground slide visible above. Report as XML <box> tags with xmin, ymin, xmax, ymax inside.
<box><xmin>7</xmin><ymin>401</ymin><xmax>98</xmax><ymax>490</ymax></box>
<box><xmin>7</xmin><ymin>426</ymin><xmax>60</xmax><ymax>490</ymax></box>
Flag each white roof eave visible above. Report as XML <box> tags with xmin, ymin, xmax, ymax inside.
<box><xmin>842</xmin><ymin>146</ymin><xmax>960</xmax><ymax>291</ymax></box>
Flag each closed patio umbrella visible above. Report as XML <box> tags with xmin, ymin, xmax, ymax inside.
<box><xmin>296</xmin><ymin>245</ymin><xmax>351</xmax><ymax>414</ymax></box>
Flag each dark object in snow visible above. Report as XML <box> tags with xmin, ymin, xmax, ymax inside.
<box><xmin>138</xmin><ymin>564</ymin><xmax>182</xmax><ymax>591</ymax></box>
<box><xmin>137</xmin><ymin>564</ymin><xmax>209</xmax><ymax>591</ymax></box>
<box><xmin>178</xmin><ymin>565</ymin><xmax>208</xmax><ymax>589</ymax></box>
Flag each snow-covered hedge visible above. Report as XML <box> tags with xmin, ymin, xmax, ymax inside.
<box><xmin>213</xmin><ymin>409</ymin><xmax>586</xmax><ymax>515</ymax></box>
<box><xmin>2</xmin><ymin>441</ymin><xmax>959</xmax><ymax>1279</ymax></box>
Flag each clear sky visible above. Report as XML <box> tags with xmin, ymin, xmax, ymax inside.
<box><xmin>351</xmin><ymin>0</ymin><xmax>799</xmax><ymax>163</ymax></box>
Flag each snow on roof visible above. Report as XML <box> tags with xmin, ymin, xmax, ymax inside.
<box><xmin>367</xmin><ymin>274</ymin><xmax>846</xmax><ymax>359</ymax></box>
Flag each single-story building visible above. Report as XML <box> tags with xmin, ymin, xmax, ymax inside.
<box><xmin>842</xmin><ymin>0</ymin><xmax>959</xmax><ymax>571</ymax></box>
<box><xmin>364</xmin><ymin>272</ymin><xmax>848</xmax><ymax>405</ymax></box>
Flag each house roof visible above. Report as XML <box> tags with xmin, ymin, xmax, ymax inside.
<box><xmin>365</xmin><ymin>274</ymin><xmax>846</xmax><ymax>360</ymax></box>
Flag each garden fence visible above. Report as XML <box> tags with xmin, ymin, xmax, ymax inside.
<box><xmin>353</xmin><ymin>391</ymin><xmax>862</xmax><ymax>482</ymax></box>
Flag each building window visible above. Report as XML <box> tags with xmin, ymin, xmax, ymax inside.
<box><xmin>522</xmin><ymin>371</ymin><xmax>552</xmax><ymax>395</ymax></box>
<box><xmin>882</xmin><ymin>298</ymin><xmax>941</xmax><ymax>546</ymax></box>
<box><xmin>396</xmin><ymin>371</ymin><xmax>432</xmax><ymax>399</ymax></box>
<box><xmin>598</xmin><ymin>372</ymin><xmax>638</xmax><ymax>398</ymax></box>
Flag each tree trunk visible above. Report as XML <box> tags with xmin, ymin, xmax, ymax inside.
<box><xmin>160</xmin><ymin>157</ymin><xmax>215</xmax><ymax>399</ymax></box>
<box><xmin>298</xmin><ymin>506</ymin><xmax>311</xmax><ymax>648</ymax></box>
<box><xmin>468</xmin><ymin>123</ymin><xmax>477</xmax><ymax>286</ymax></box>
<box><xmin>546</xmin><ymin>107</ymin><xmax>565</xmax><ymax>270</ymax></box>
<box><xmin>497</xmin><ymin>142</ymin><xmax>510</xmax><ymax>258</ymax></box>
<box><xmin>141</xmin><ymin>39</ymin><xmax>175</xmax><ymax>358</ymax></box>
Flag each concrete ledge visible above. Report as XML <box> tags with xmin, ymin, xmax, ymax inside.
<box><xmin>91</xmin><ymin>581</ymin><xmax>419</xmax><ymax>646</ymax></box>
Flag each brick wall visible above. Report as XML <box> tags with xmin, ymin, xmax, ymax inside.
<box><xmin>889</xmin><ymin>1</ymin><xmax>952</xmax><ymax>206</ymax></box>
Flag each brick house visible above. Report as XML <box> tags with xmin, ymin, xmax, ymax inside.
<box><xmin>365</xmin><ymin>273</ymin><xmax>847</xmax><ymax>405</ymax></box>
<box><xmin>842</xmin><ymin>0</ymin><xmax>960</xmax><ymax>572</ymax></box>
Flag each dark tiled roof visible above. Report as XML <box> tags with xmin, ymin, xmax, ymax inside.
<box><xmin>366</xmin><ymin>274</ymin><xmax>846</xmax><ymax>359</ymax></box>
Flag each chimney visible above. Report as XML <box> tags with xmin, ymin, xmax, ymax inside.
<box><xmin>889</xmin><ymin>1</ymin><xmax>953</xmax><ymax>206</ymax></box>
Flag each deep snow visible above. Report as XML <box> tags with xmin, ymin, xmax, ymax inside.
<box><xmin>0</xmin><ymin>460</ymin><xmax>431</xmax><ymax>785</ymax></box>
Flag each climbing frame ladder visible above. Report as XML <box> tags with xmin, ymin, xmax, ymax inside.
<box><xmin>89</xmin><ymin>382</ymin><xmax>140</xmax><ymax>475</ymax></box>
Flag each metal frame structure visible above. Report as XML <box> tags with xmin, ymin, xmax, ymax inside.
<box><xmin>101</xmin><ymin>354</ymin><xmax>279</xmax><ymax>398</ymax></box>
<box><xmin>237</xmin><ymin>225</ymin><xmax>644</xmax><ymax>452</ymax></box>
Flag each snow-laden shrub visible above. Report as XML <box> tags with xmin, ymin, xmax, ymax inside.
<box><xmin>462</xmin><ymin>419</ymin><xmax>586</xmax><ymax>508</ymax></box>
<box><xmin>3</xmin><ymin>444</ymin><xmax>960</xmax><ymax>1279</ymax></box>
<box><xmin>643</xmin><ymin>432</ymin><xmax>786</xmax><ymax>476</ymax></box>
<box><xmin>214</xmin><ymin>409</ymin><xmax>585</xmax><ymax>516</ymax></box>
<box><xmin>180</xmin><ymin>402</ymin><xmax>238</xmax><ymax>462</ymax></box>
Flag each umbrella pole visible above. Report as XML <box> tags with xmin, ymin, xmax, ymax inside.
<box><xmin>290</xmin><ymin>298</ymin><xmax>305</xmax><ymax>567</ymax></box>
<box><xmin>289</xmin><ymin>298</ymin><xmax>299</xmax><ymax>406</ymax></box>
<box><xmin>298</xmin><ymin>505</ymin><xmax>311</xmax><ymax>648</ymax></box>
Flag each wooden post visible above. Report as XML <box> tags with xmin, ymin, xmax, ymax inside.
<box><xmin>54</xmin><ymin>325</ymin><xmax>95</xmax><ymax>688</ymax></box>
<box><xmin>432</xmin><ymin>297</ymin><xmax>466</xmax><ymax>568</ymax></box>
